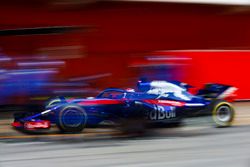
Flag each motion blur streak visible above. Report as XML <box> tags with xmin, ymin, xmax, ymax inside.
<box><xmin>9</xmin><ymin>69</ymin><xmax>58</xmax><ymax>75</ymax></box>
<box><xmin>17</xmin><ymin>61</ymin><xmax>65</xmax><ymax>67</ymax></box>
<box><xmin>70</xmin><ymin>73</ymin><xmax>113</xmax><ymax>81</ymax></box>
<box><xmin>0</xmin><ymin>1</ymin><xmax>250</xmax><ymax>167</ymax></box>
<box><xmin>0</xmin><ymin>57</ymin><xmax>12</xmax><ymax>61</ymax></box>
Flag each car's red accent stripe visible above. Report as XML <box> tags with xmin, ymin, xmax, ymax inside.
<box><xmin>11</xmin><ymin>121</ymin><xmax>22</xmax><ymax>127</ymax></box>
<box><xmin>143</xmin><ymin>99</ymin><xmax>185</xmax><ymax>107</ymax></box>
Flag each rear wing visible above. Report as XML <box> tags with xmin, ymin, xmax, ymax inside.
<box><xmin>196</xmin><ymin>83</ymin><xmax>238</xmax><ymax>101</ymax></box>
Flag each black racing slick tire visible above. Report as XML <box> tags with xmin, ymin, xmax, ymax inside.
<box><xmin>210</xmin><ymin>100</ymin><xmax>235</xmax><ymax>127</ymax></box>
<box><xmin>56</xmin><ymin>104</ymin><xmax>87</xmax><ymax>133</ymax></box>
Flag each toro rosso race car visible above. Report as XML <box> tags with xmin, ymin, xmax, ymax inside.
<box><xmin>12</xmin><ymin>80</ymin><xmax>237</xmax><ymax>133</ymax></box>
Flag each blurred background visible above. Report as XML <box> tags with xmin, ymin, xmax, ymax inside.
<box><xmin>1</xmin><ymin>1</ymin><xmax>250</xmax><ymax>167</ymax></box>
<box><xmin>0</xmin><ymin>0</ymin><xmax>250</xmax><ymax>111</ymax></box>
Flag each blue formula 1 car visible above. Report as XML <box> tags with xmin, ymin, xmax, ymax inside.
<box><xmin>12</xmin><ymin>80</ymin><xmax>237</xmax><ymax>133</ymax></box>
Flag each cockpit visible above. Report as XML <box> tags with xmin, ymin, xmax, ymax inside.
<box><xmin>96</xmin><ymin>89</ymin><xmax>127</xmax><ymax>99</ymax></box>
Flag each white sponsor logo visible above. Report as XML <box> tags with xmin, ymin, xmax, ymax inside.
<box><xmin>218</xmin><ymin>87</ymin><xmax>238</xmax><ymax>99</ymax></box>
<box><xmin>25</xmin><ymin>121</ymin><xmax>49</xmax><ymax>129</ymax></box>
<box><xmin>149</xmin><ymin>106</ymin><xmax>176</xmax><ymax>120</ymax></box>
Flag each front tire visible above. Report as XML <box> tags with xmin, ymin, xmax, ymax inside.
<box><xmin>56</xmin><ymin>104</ymin><xmax>87</xmax><ymax>133</ymax></box>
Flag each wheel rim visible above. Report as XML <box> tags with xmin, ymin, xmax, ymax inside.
<box><xmin>216</xmin><ymin>105</ymin><xmax>232</xmax><ymax>123</ymax></box>
<box><xmin>61</xmin><ymin>108</ymin><xmax>85</xmax><ymax>128</ymax></box>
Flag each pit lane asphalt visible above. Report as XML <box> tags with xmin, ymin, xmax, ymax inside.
<box><xmin>0</xmin><ymin>125</ymin><xmax>250</xmax><ymax>167</ymax></box>
<box><xmin>0</xmin><ymin>102</ymin><xmax>250</xmax><ymax>167</ymax></box>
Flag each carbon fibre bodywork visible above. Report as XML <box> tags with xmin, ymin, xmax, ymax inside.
<box><xmin>12</xmin><ymin>81</ymin><xmax>237</xmax><ymax>132</ymax></box>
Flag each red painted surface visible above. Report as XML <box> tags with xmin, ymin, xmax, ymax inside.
<box><xmin>143</xmin><ymin>99</ymin><xmax>185</xmax><ymax>107</ymax></box>
<box><xmin>24</xmin><ymin>120</ymin><xmax>51</xmax><ymax>130</ymax></box>
<box><xmin>0</xmin><ymin>1</ymin><xmax>250</xmax><ymax>99</ymax></box>
<box><xmin>11</xmin><ymin>121</ymin><xmax>22</xmax><ymax>128</ymax></box>
<box><xmin>157</xmin><ymin>50</ymin><xmax>250</xmax><ymax>100</ymax></box>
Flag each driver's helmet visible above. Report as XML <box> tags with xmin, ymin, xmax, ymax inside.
<box><xmin>126</xmin><ymin>88</ymin><xmax>135</xmax><ymax>92</ymax></box>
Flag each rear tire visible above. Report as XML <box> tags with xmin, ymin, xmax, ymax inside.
<box><xmin>210</xmin><ymin>100</ymin><xmax>235</xmax><ymax>127</ymax></box>
<box><xmin>56</xmin><ymin>104</ymin><xmax>87</xmax><ymax>133</ymax></box>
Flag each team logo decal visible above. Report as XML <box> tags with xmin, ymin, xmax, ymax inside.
<box><xmin>148</xmin><ymin>105</ymin><xmax>176</xmax><ymax>120</ymax></box>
